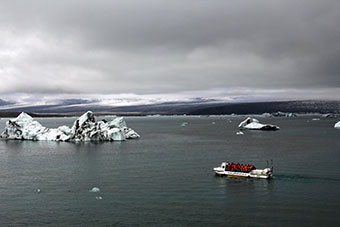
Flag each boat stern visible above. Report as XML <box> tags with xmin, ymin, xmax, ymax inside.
<box><xmin>250</xmin><ymin>168</ymin><xmax>272</xmax><ymax>179</ymax></box>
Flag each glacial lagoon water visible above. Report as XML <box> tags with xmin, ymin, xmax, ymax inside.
<box><xmin>0</xmin><ymin>116</ymin><xmax>340</xmax><ymax>226</ymax></box>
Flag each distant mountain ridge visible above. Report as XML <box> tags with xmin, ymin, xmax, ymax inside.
<box><xmin>0</xmin><ymin>100</ymin><xmax>340</xmax><ymax>117</ymax></box>
<box><xmin>188</xmin><ymin>100</ymin><xmax>340</xmax><ymax>115</ymax></box>
<box><xmin>0</xmin><ymin>99</ymin><xmax>14</xmax><ymax>106</ymax></box>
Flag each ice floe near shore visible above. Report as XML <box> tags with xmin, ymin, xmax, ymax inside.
<box><xmin>0</xmin><ymin>111</ymin><xmax>140</xmax><ymax>142</ymax></box>
<box><xmin>238</xmin><ymin>117</ymin><xmax>280</xmax><ymax>131</ymax></box>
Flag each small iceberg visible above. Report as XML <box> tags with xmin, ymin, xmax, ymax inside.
<box><xmin>271</xmin><ymin>111</ymin><xmax>297</xmax><ymax>117</ymax></box>
<box><xmin>96</xmin><ymin>196</ymin><xmax>103</xmax><ymax>200</ymax></box>
<box><xmin>0</xmin><ymin>111</ymin><xmax>140</xmax><ymax>142</ymax></box>
<box><xmin>335</xmin><ymin>121</ymin><xmax>340</xmax><ymax>128</ymax></box>
<box><xmin>322</xmin><ymin>113</ymin><xmax>334</xmax><ymax>118</ymax></box>
<box><xmin>181</xmin><ymin>122</ymin><xmax>188</xmax><ymax>127</ymax></box>
<box><xmin>262</xmin><ymin>113</ymin><xmax>272</xmax><ymax>118</ymax></box>
<box><xmin>89</xmin><ymin>187</ymin><xmax>100</xmax><ymax>193</ymax></box>
<box><xmin>236</xmin><ymin>131</ymin><xmax>244</xmax><ymax>135</ymax></box>
<box><xmin>238</xmin><ymin>117</ymin><xmax>280</xmax><ymax>131</ymax></box>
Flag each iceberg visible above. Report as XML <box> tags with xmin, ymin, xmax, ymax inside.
<box><xmin>238</xmin><ymin>117</ymin><xmax>280</xmax><ymax>131</ymax></box>
<box><xmin>0</xmin><ymin>111</ymin><xmax>140</xmax><ymax>142</ymax></box>
<box><xmin>322</xmin><ymin>113</ymin><xmax>334</xmax><ymax>118</ymax></box>
<box><xmin>267</xmin><ymin>112</ymin><xmax>297</xmax><ymax>117</ymax></box>
<box><xmin>89</xmin><ymin>187</ymin><xmax>100</xmax><ymax>193</ymax></box>
<box><xmin>181</xmin><ymin>122</ymin><xmax>188</xmax><ymax>127</ymax></box>
<box><xmin>335</xmin><ymin>121</ymin><xmax>340</xmax><ymax>128</ymax></box>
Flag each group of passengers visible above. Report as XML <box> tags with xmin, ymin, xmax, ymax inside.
<box><xmin>225</xmin><ymin>162</ymin><xmax>256</xmax><ymax>172</ymax></box>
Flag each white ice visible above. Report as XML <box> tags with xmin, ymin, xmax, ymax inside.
<box><xmin>1</xmin><ymin>111</ymin><xmax>140</xmax><ymax>142</ymax></box>
<box><xmin>238</xmin><ymin>117</ymin><xmax>280</xmax><ymax>130</ymax></box>
<box><xmin>89</xmin><ymin>187</ymin><xmax>100</xmax><ymax>193</ymax></box>
<box><xmin>335</xmin><ymin>121</ymin><xmax>340</xmax><ymax>128</ymax></box>
<box><xmin>181</xmin><ymin>122</ymin><xmax>188</xmax><ymax>127</ymax></box>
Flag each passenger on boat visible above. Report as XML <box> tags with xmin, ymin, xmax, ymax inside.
<box><xmin>225</xmin><ymin>162</ymin><xmax>256</xmax><ymax>172</ymax></box>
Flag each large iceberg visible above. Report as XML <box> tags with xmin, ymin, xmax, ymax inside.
<box><xmin>238</xmin><ymin>117</ymin><xmax>280</xmax><ymax>131</ymax></box>
<box><xmin>0</xmin><ymin>111</ymin><xmax>140</xmax><ymax>142</ymax></box>
<box><xmin>335</xmin><ymin>121</ymin><xmax>340</xmax><ymax>128</ymax></box>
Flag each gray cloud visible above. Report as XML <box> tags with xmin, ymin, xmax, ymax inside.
<box><xmin>0</xmin><ymin>0</ymin><xmax>339</xmax><ymax>101</ymax></box>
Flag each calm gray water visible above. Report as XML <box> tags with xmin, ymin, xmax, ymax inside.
<box><xmin>0</xmin><ymin>116</ymin><xmax>340</xmax><ymax>226</ymax></box>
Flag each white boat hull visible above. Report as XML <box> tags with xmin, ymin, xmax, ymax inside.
<box><xmin>213</xmin><ymin>164</ymin><xmax>273</xmax><ymax>179</ymax></box>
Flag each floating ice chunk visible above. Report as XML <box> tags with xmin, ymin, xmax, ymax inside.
<box><xmin>212</xmin><ymin>122</ymin><xmax>215</xmax><ymax>125</ymax></box>
<box><xmin>312</xmin><ymin>118</ymin><xmax>320</xmax><ymax>121</ymax></box>
<box><xmin>322</xmin><ymin>113</ymin><xmax>334</xmax><ymax>118</ymax></box>
<box><xmin>181</xmin><ymin>122</ymin><xmax>188</xmax><ymax>127</ymax></box>
<box><xmin>124</xmin><ymin>128</ymin><xmax>140</xmax><ymax>139</ymax></box>
<box><xmin>96</xmin><ymin>196</ymin><xmax>103</xmax><ymax>200</ymax></box>
<box><xmin>89</xmin><ymin>187</ymin><xmax>100</xmax><ymax>193</ymax></box>
<box><xmin>236</xmin><ymin>131</ymin><xmax>244</xmax><ymax>135</ymax></box>
<box><xmin>262</xmin><ymin>113</ymin><xmax>271</xmax><ymax>117</ymax></box>
<box><xmin>270</xmin><ymin>112</ymin><xmax>297</xmax><ymax>117</ymax></box>
<box><xmin>1</xmin><ymin>111</ymin><xmax>140</xmax><ymax>142</ymax></box>
<box><xmin>335</xmin><ymin>121</ymin><xmax>340</xmax><ymax>128</ymax></box>
<box><xmin>238</xmin><ymin>117</ymin><xmax>279</xmax><ymax>131</ymax></box>
<box><xmin>287</xmin><ymin>113</ymin><xmax>297</xmax><ymax>117</ymax></box>
<box><xmin>35</xmin><ymin>188</ymin><xmax>41</xmax><ymax>193</ymax></box>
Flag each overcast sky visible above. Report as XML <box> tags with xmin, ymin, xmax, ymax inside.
<box><xmin>0</xmin><ymin>0</ymin><xmax>340</xmax><ymax>106</ymax></box>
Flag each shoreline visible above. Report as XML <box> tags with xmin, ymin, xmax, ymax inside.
<box><xmin>1</xmin><ymin>112</ymin><xmax>339</xmax><ymax>119</ymax></box>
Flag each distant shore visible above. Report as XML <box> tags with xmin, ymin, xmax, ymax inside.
<box><xmin>1</xmin><ymin>100</ymin><xmax>340</xmax><ymax>118</ymax></box>
<box><xmin>1</xmin><ymin>112</ymin><xmax>339</xmax><ymax>119</ymax></box>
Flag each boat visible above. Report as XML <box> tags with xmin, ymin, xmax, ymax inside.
<box><xmin>213</xmin><ymin>161</ymin><xmax>273</xmax><ymax>179</ymax></box>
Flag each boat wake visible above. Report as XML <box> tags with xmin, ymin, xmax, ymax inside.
<box><xmin>274</xmin><ymin>174</ymin><xmax>340</xmax><ymax>182</ymax></box>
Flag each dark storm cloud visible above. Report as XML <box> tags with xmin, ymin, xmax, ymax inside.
<box><xmin>0</xmin><ymin>0</ymin><xmax>340</xmax><ymax>99</ymax></box>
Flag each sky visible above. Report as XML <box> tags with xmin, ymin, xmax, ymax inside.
<box><xmin>0</xmin><ymin>0</ymin><xmax>340</xmax><ymax>108</ymax></box>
